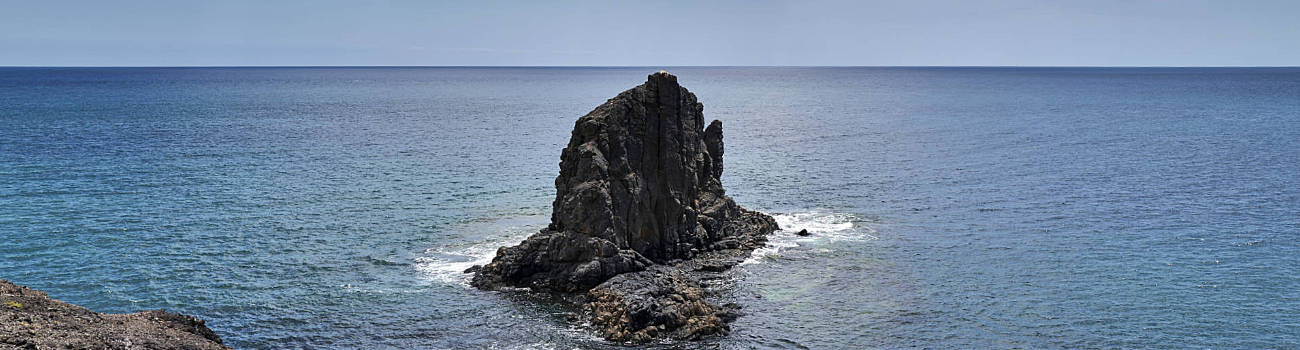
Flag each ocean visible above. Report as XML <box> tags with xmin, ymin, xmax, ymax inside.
<box><xmin>1</xmin><ymin>67</ymin><xmax>1297</xmax><ymax>349</ymax></box>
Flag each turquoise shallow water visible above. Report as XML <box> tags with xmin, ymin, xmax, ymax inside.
<box><xmin>1</xmin><ymin>67</ymin><xmax>1298</xmax><ymax>349</ymax></box>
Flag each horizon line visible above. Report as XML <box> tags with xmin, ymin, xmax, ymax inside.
<box><xmin>2</xmin><ymin>65</ymin><xmax>1298</xmax><ymax>69</ymax></box>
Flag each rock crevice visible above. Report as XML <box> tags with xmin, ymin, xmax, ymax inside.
<box><xmin>470</xmin><ymin>71</ymin><xmax>778</xmax><ymax>342</ymax></box>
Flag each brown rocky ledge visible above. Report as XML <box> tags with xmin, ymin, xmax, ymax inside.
<box><xmin>0</xmin><ymin>279</ymin><xmax>228</xmax><ymax>350</ymax></box>
<box><xmin>467</xmin><ymin>71</ymin><xmax>779</xmax><ymax>343</ymax></box>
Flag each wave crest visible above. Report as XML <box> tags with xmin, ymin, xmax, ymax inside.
<box><xmin>414</xmin><ymin>216</ymin><xmax>544</xmax><ymax>286</ymax></box>
<box><xmin>744</xmin><ymin>211</ymin><xmax>874</xmax><ymax>265</ymax></box>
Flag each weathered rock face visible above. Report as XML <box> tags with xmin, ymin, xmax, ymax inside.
<box><xmin>584</xmin><ymin>267</ymin><xmax>733</xmax><ymax>343</ymax></box>
<box><xmin>469</xmin><ymin>71</ymin><xmax>778</xmax><ymax>343</ymax></box>
<box><xmin>471</xmin><ymin>71</ymin><xmax>777</xmax><ymax>293</ymax></box>
<box><xmin>0</xmin><ymin>279</ymin><xmax>229</xmax><ymax>350</ymax></box>
<box><xmin>551</xmin><ymin>71</ymin><xmax>721</xmax><ymax>263</ymax></box>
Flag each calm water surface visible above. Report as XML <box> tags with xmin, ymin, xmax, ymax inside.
<box><xmin>1</xmin><ymin>67</ymin><xmax>1297</xmax><ymax>349</ymax></box>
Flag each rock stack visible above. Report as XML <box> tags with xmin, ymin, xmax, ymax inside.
<box><xmin>469</xmin><ymin>71</ymin><xmax>778</xmax><ymax>342</ymax></box>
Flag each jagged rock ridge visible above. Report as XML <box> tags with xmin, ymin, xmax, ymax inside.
<box><xmin>469</xmin><ymin>71</ymin><xmax>778</xmax><ymax>342</ymax></box>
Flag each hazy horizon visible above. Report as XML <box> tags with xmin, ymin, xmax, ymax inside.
<box><xmin>4</xmin><ymin>65</ymin><xmax>1300</xmax><ymax>68</ymax></box>
<box><xmin>4</xmin><ymin>0</ymin><xmax>1299</xmax><ymax>67</ymax></box>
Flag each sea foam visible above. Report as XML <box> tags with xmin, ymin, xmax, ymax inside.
<box><xmin>417</xmin><ymin>211</ymin><xmax>870</xmax><ymax>284</ymax></box>
<box><xmin>414</xmin><ymin>216</ymin><xmax>542</xmax><ymax>286</ymax></box>
<box><xmin>743</xmin><ymin>211</ymin><xmax>873</xmax><ymax>265</ymax></box>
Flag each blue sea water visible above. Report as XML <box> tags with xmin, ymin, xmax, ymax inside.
<box><xmin>1</xmin><ymin>67</ymin><xmax>1298</xmax><ymax>349</ymax></box>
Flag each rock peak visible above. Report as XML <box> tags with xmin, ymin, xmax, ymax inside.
<box><xmin>643</xmin><ymin>71</ymin><xmax>683</xmax><ymax>108</ymax></box>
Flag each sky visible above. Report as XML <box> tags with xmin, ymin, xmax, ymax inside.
<box><xmin>2</xmin><ymin>0</ymin><xmax>1298</xmax><ymax>66</ymax></box>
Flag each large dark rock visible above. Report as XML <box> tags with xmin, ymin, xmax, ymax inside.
<box><xmin>0</xmin><ymin>279</ymin><xmax>229</xmax><ymax>350</ymax></box>
<box><xmin>471</xmin><ymin>71</ymin><xmax>777</xmax><ymax>293</ymax></box>
<box><xmin>469</xmin><ymin>71</ymin><xmax>778</xmax><ymax>343</ymax></box>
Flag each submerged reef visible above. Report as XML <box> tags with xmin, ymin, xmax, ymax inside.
<box><xmin>469</xmin><ymin>71</ymin><xmax>778</xmax><ymax>342</ymax></box>
<box><xmin>0</xmin><ymin>279</ymin><xmax>229</xmax><ymax>350</ymax></box>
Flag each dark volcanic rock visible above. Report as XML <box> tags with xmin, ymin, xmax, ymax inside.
<box><xmin>0</xmin><ymin>279</ymin><xmax>229</xmax><ymax>350</ymax></box>
<box><xmin>796</xmin><ymin>229</ymin><xmax>810</xmax><ymax>236</ymax></box>
<box><xmin>471</xmin><ymin>71</ymin><xmax>777</xmax><ymax>293</ymax></box>
<box><xmin>585</xmin><ymin>267</ymin><xmax>729</xmax><ymax>343</ymax></box>
<box><xmin>469</xmin><ymin>71</ymin><xmax>778</xmax><ymax>342</ymax></box>
<box><xmin>468</xmin><ymin>229</ymin><xmax>654</xmax><ymax>292</ymax></box>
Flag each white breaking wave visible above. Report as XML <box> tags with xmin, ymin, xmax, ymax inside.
<box><xmin>415</xmin><ymin>241</ymin><xmax>514</xmax><ymax>286</ymax></box>
<box><xmin>418</xmin><ymin>211</ymin><xmax>870</xmax><ymax>285</ymax></box>
<box><xmin>743</xmin><ymin>211</ymin><xmax>874</xmax><ymax>265</ymax></box>
<box><xmin>414</xmin><ymin>216</ymin><xmax>543</xmax><ymax>286</ymax></box>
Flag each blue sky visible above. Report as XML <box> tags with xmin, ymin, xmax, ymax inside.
<box><xmin>2</xmin><ymin>0</ymin><xmax>1297</xmax><ymax>66</ymax></box>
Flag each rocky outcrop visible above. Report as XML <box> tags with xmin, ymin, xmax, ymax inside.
<box><xmin>0</xmin><ymin>279</ymin><xmax>229</xmax><ymax>350</ymax></box>
<box><xmin>469</xmin><ymin>71</ymin><xmax>778</xmax><ymax>342</ymax></box>
<box><xmin>585</xmin><ymin>267</ymin><xmax>731</xmax><ymax>343</ymax></box>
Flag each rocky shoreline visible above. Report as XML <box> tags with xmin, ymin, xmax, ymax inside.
<box><xmin>468</xmin><ymin>71</ymin><xmax>779</xmax><ymax>343</ymax></box>
<box><xmin>1</xmin><ymin>72</ymin><xmax>777</xmax><ymax>347</ymax></box>
<box><xmin>0</xmin><ymin>279</ymin><xmax>229</xmax><ymax>350</ymax></box>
